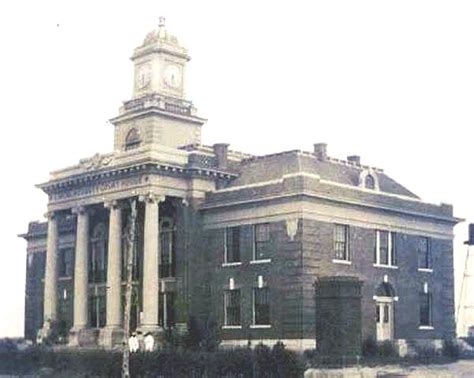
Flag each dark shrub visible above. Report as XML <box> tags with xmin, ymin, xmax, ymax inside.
<box><xmin>362</xmin><ymin>337</ymin><xmax>378</xmax><ymax>357</ymax></box>
<box><xmin>377</xmin><ymin>340</ymin><xmax>397</xmax><ymax>357</ymax></box>
<box><xmin>442</xmin><ymin>339</ymin><xmax>460</xmax><ymax>359</ymax></box>
<box><xmin>272</xmin><ymin>341</ymin><xmax>305</xmax><ymax>378</ymax></box>
<box><xmin>462</xmin><ymin>337</ymin><xmax>474</xmax><ymax>348</ymax></box>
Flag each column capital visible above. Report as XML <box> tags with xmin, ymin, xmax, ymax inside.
<box><xmin>139</xmin><ymin>191</ymin><xmax>165</xmax><ymax>204</ymax></box>
<box><xmin>104</xmin><ymin>200</ymin><xmax>120</xmax><ymax>210</ymax></box>
<box><xmin>71</xmin><ymin>205</ymin><xmax>86</xmax><ymax>216</ymax></box>
<box><xmin>44</xmin><ymin>211</ymin><xmax>57</xmax><ymax>221</ymax></box>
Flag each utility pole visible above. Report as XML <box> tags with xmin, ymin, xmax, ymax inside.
<box><xmin>457</xmin><ymin>223</ymin><xmax>474</xmax><ymax>336</ymax></box>
<box><xmin>122</xmin><ymin>199</ymin><xmax>138</xmax><ymax>378</ymax></box>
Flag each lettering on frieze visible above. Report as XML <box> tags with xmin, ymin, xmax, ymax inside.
<box><xmin>51</xmin><ymin>175</ymin><xmax>144</xmax><ymax>201</ymax></box>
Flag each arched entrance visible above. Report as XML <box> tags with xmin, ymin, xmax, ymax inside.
<box><xmin>374</xmin><ymin>281</ymin><xmax>396</xmax><ymax>341</ymax></box>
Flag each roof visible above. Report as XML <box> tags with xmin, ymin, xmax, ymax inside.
<box><xmin>225</xmin><ymin>150</ymin><xmax>419</xmax><ymax>199</ymax></box>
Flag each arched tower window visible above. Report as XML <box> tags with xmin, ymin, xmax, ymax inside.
<box><xmin>359</xmin><ymin>169</ymin><xmax>380</xmax><ymax>191</ymax></box>
<box><xmin>125</xmin><ymin>128</ymin><xmax>141</xmax><ymax>150</ymax></box>
<box><xmin>365</xmin><ymin>175</ymin><xmax>375</xmax><ymax>190</ymax></box>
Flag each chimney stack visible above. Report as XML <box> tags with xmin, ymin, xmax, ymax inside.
<box><xmin>347</xmin><ymin>155</ymin><xmax>361</xmax><ymax>165</ymax></box>
<box><xmin>213</xmin><ymin>143</ymin><xmax>229</xmax><ymax>169</ymax></box>
<box><xmin>313</xmin><ymin>143</ymin><xmax>327</xmax><ymax>161</ymax></box>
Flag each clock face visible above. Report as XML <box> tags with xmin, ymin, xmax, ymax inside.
<box><xmin>164</xmin><ymin>64</ymin><xmax>181</xmax><ymax>88</ymax></box>
<box><xmin>137</xmin><ymin>65</ymin><xmax>151</xmax><ymax>89</ymax></box>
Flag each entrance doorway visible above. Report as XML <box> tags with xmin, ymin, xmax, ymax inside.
<box><xmin>376</xmin><ymin>298</ymin><xmax>394</xmax><ymax>341</ymax></box>
<box><xmin>375</xmin><ymin>281</ymin><xmax>396</xmax><ymax>342</ymax></box>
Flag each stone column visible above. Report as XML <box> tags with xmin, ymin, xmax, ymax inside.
<box><xmin>100</xmin><ymin>200</ymin><xmax>123</xmax><ymax>347</ymax></box>
<box><xmin>140</xmin><ymin>192</ymin><xmax>165</xmax><ymax>334</ymax></box>
<box><xmin>69</xmin><ymin>206</ymin><xmax>90</xmax><ymax>346</ymax></box>
<box><xmin>42</xmin><ymin>211</ymin><xmax>59</xmax><ymax>334</ymax></box>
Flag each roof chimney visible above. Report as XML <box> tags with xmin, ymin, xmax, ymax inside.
<box><xmin>213</xmin><ymin>143</ymin><xmax>230</xmax><ymax>169</ymax></box>
<box><xmin>347</xmin><ymin>155</ymin><xmax>361</xmax><ymax>165</ymax></box>
<box><xmin>313</xmin><ymin>143</ymin><xmax>327</xmax><ymax>161</ymax></box>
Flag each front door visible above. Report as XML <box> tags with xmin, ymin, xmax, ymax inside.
<box><xmin>376</xmin><ymin>299</ymin><xmax>394</xmax><ymax>341</ymax></box>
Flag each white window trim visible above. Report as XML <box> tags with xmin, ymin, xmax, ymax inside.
<box><xmin>222</xmin><ymin>262</ymin><xmax>242</xmax><ymax>267</ymax></box>
<box><xmin>250</xmin><ymin>259</ymin><xmax>272</xmax><ymax>265</ymax></box>
<box><xmin>250</xmin><ymin>324</ymin><xmax>271</xmax><ymax>329</ymax></box>
<box><xmin>375</xmin><ymin>230</ymin><xmax>397</xmax><ymax>268</ymax></box>
<box><xmin>332</xmin><ymin>259</ymin><xmax>352</xmax><ymax>265</ymax></box>
<box><xmin>418</xmin><ymin>268</ymin><xmax>433</xmax><ymax>273</ymax></box>
<box><xmin>222</xmin><ymin>325</ymin><xmax>242</xmax><ymax>329</ymax></box>
<box><xmin>418</xmin><ymin>326</ymin><xmax>434</xmax><ymax>330</ymax></box>
<box><xmin>373</xmin><ymin>264</ymin><xmax>398</xmax><ymax>269</ymax></box>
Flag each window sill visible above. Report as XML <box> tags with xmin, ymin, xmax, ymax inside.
<box><xmin>373</xmin><ymin>264</ymin><xmax>398</xmax><ymax>269</ymax></box>
<box><xmin>59</xmin><ymin>276</ymin><xmax>73</xmax><ymax>281</ymax></box>
<box><xmin>222</xmin><ymin>325</ymin><xmax>242</xmax><ymax>329</ymax></box>
<box><xmin>250</xmin><ymin>324</ymin><xmax>271</xmax><ymax>329</ymax></box>
<box><xmin>332</xmin><ymin>259</ymin><xmax>352</xmax><ymax>265</ymax></box>
<box><xmin>418</xmin><ymin>326</ymin><xmax>434</xmax><ymax>330</ymax></box>
<box><xmin>250</xmin><ymin>259</ymin><xmax>272</xmax><ymax>265</ymax></box>
<box><xmin>418</xmin><ymin>268</ymin><xmax>433</xmax><ymax>273</ymax></box>
<box><xmin>222</xmin><ymin>262</ymin><xmax>242</xmax><ymax>267</ymax></box>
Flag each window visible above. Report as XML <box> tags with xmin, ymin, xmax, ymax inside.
<box><xmin>419</xmin><ymin>284</ymin><xmax>433</xmax><ymax>327</ymax></box>
<box><xmin>383</xmin><ymin>304</ymin><xmax>389</xmax><ymax>323</ymax></box>
<box><xmin>225</xmin><ymin>227</ymin><xmax>241</xmax><ymax>263</ymax></box>
<box><xmin>59</xmin><ymin>248</ymin><xmax>73</xmax><ymax>277</ymax></box>
<box><xmin>125</xmin><ymin>128</ymin><xmax>141</xmax><ymax>150</ymax></box>
<box><xmin>253</xmin><ymin>223</ymin><xmax>270</xmax><ymax>261</ymax></box>
<box><xmin>375</xmin><ymin>230</ymin><xmax>397</xmax><ymax>267</ymax></box>
<box><xmin>160</xmin><ymin>218</ymin><xmax>176</xmax><ymax>277</ymax></box>
<box><xmin>89</xmin><ymin>223</ymin><xmax>108</xmax><ymax>283</ymax></box>
<box><xmin>417</xmin><ymin>237</ymin><xmax>431</xmax><ymax>269</ymax></box>
<box><xmin>334</xmin><ymin>224</ymin><xmax>350</xmax><ymax>261</ymax></box>
<box><xmin>365</xmin><ymin>175</ymin><xmax>375</xmax><ymax>189</ymax></box>
<box><xmin>159</xmin><ymin>292</ymin><xmax>175</xmax><ymax>328</ymax></box>
<box><xmin>88</xmin><ymin>292</ymin><xmax>106</xmax><ymax>328</ymax></box>
<box><xmin>224</xmin><ymin>289</ymin><xmax>241</xmax><ymax>326</ymax></box>
<box><xmin>253</xmin><ymin>287</ymin><xmax>270</xmax><ymax>325</ymax></box>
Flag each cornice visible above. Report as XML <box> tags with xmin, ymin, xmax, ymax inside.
<box><xmin>110</xmin><ymin>103</ymin><xmax>207</xmax><ymax>126</ymax></box>
<box><xmin>37</xmin><ymin>162</ymin><xmax>237</xmax><ymax>195</ymax></box>
<box><xmin>200</xmin><ymin>190</ymin><xmax>462</xmax><ymax>226</ymax></box>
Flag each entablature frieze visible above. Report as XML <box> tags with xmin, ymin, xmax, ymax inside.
<box><xmin>39</xmin><ymin>162</ymin><xmax>235</xmax><ymax>208</ymax></box>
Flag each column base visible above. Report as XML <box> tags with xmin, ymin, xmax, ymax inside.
<box><xmin>68</xmin><ymin>327</ymin><xmax>99</xmax><ymax>347</ymax></box>
<box><xmin>98</xmin><ymin>326</ymin><xmax>124</xmax><ymax>349</ymax></box>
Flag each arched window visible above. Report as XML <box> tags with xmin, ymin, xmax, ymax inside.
<box><xmin>365</xmin><ymin>174</ymin><xmax>375</xmax><ymax>190</ymax></box>
<box><xmin>359</xmin><ymin>170</ymin><xmax>379</xmax><ymax>191</ymax></box>
<box><xmin>125</xmin><ymin>128</ymin><xmax>141</xmax><ymax>150</ymax></box>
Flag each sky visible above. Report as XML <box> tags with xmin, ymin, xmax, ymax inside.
<box><xmin>0</xmin><ymin>0</ymin><xmax>473</xmax><ymax>338</ymax></box>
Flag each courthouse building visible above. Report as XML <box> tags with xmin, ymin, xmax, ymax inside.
<box><xmin>21</xmin><ymin>20</ymin><xmax>461</xmax><ymax>351</ymax></box>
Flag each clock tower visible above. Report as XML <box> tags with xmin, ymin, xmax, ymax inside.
<box><xmin>111</xmin><ymin>17</ymin><xmax>205</xmax><ymax>151</ymax></box>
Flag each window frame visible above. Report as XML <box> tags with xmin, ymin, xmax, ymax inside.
<box><xmin>417</xmin><ymin>236</ymin><xmax>432</xmax><ymax>270</ymax></box>
<box><xmin>253</xmin><ymin>223</ymin><xmax>271</xmax><ymax>262</ymax></box>
<box><xmin>223</xmin><ymin>288</ymin><xmax>241</xmax><ymax>327</ymax></box>
<box><xmin>252</xmin><ymin>286</ymin><xmax>270</xmax><ymax>326</ymax></box>
<box><xmin>224</xmin><ymin>226</ymin><xmax>241</xmax><ymax>264</ymax></box>
<box><xmin>334</xmin><ymin>224</ymin><xmax>350</xmax><ymax>262</ymax></box>
<box><xmin>419</xmin><ymin>290</ymin><xmax>433</xmax><ymax>327</ymax></box>
<box><xmin>374</xmin><ymin>230</ymin><xmax>397</xmax><ymax>268</ymax></box>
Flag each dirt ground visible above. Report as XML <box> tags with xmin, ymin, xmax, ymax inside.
<box><xmin>305</xmin><ymin>359</ymin><xmax>474</xmax><ymax>377</ymax></box>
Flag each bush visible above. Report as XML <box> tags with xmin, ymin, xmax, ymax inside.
<box><xmin>378</xmin><ymin>340</ymin><xmax>397</xmax><ymax>357</ymax></box>
<box><xmin>442</xmin><ymin>339</ymin><xmax>460</xmax><ymax>359</ymax></box>
<box><xmin>362</xmin><ymin>337</ymin><xmax>378</xmax><ymax>357</ymax></box>
<box><xmin>0</xmin><ymin>343</ymin><xmax>306</xmax><ymax>377</ymax></box>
